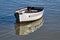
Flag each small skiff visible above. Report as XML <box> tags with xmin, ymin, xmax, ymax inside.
<box><xmin>14</xmin><ymin>7</ymin><xmax>44</xmax><ymax>22</ymax></box>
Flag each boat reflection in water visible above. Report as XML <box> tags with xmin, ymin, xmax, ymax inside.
<box><xmin>14</xmin><ymin>17</ymin><xmax>44</xmax><ymax>36</ymax></box>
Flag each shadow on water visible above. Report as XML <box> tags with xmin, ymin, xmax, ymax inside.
<box><xmin>14</xmin><ymin>17</ymin><xmax>44</xmax><ymax>36</ymax></box>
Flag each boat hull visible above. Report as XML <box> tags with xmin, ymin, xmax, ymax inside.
<box><xmin>14</xmin><ymin>7</ymin><xmax>44</xmax><ymax>22</ymax></box>
<box><xmin>19</xmin><ymin>10</ymin><xmax>44</xmax><ymax>22</ymax></box>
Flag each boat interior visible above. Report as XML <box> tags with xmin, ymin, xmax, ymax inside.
<box><xmin>25</xmin><ymin>7</ymin><xmax>44</xmax><ymax>13</ymax></box>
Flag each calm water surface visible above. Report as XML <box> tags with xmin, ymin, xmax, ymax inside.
<box><xmin>0</xmin><ymin>0</ymin><xmax>60</xmax><ymax>40</ymax></box>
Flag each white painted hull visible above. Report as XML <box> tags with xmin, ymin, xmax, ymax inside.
<box><xmin>19</xmin><ymin>10</ymin><xmax>44</xmax><ymax>22</ymax></box>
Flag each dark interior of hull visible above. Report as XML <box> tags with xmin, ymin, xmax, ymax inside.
<box><xmin>25</xmin><ymin>7</ymin><xmax>44</xmax><ymax>13</ymax></box>
<box><xmin>27</xmin><ymin>7</ymin><xmax>44</xmax><ymax>12</ymax></box>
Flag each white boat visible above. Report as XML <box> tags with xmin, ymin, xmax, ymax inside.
<box><xmin>14</xmin><ymin>7</ymin><xmax>44</xmax><ymax>22</ymax></box>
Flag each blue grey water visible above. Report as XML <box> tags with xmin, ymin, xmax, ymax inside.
<box><xmin>0</xmin><ymin>0</ymin><xmax>60</xmax><ymax>40</ymax></box>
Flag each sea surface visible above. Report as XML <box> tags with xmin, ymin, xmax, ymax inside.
<box><xmin>0</xmin><ymin>0</ymin><xmax>60</xmax><ymax>40</ymax></box>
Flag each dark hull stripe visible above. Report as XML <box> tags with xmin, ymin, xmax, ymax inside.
<box><xmin>14</xmin><ymin>13</ymin><xmax>20</xmax><ymax>23</ymax></box>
